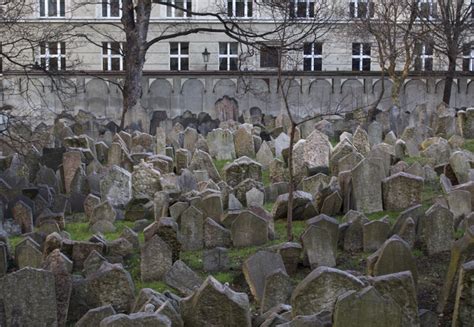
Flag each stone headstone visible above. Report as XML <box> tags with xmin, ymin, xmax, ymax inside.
<box><xmin>260</xmin><ymin>269</ymin><xmax>293</xmax><ymax>314</ymax></box>
<box><xmin>164</xmin><ymin>260</ymin><xmax>202</xmax><ymax>296</ymax></box>
<box><xmin>302</xmin><ymin>225</ymin><xmax>336</xmax><ymax>268</ymax></box>
<box><xmin>234</xmin><ymin>124</ymin><xmax>255</xmax><ymax>158</ymax></box>
<box><xmin>242</xmin><ymin>251</ymin><xmax>287</xmax><ymax>304</ymax></box>
<box><xmin>422</xmin><ymin>204</ymin><xmax>454</xmax><ymax>255</ymax></box>
<box><xmin>353</xmin><ymin>126</ymin><xmax>371</xmax><ymax>155</ymax></box>
<box><xmin>207</xmin><ymin>128</ymin><xmax>236</xmax><ymax>160</ymax></box>
<box><xmin>203</xmin><ymin>247</ymin><xmax>230</xmax><ymax>272</ymax></box>
<box><xmin>333</xmin><ymin>286</ymin><xmax>402</xmax><ymax>327</ymax></box>
<box><xmin>303</xmin><ymin>129</ymin><xmax>332</xmax><ymax>170</ymax></box>
<box><xmin>351</xmin><ymin>158</ymin><xmax>384</xmax><ymax>214</ymax></box>
<box><xmin>131</xmin><ymin>161</ymin><xmax>162</xmax><ymax>200</ymax></box>
<box><xmin>179</xmin><ymin>205</ymin><xmax>204</xmax><ymax>251</ymax></box>
<box><xmin>231</xmin><ymin>210</ymin><xmax>268</xmax><ymax>247</ymax></box>
<box><xmin>63</xmin><ymin>151</ymin><xmax>82</xmax><ymax>193</ymax></box>
<box><xmin>12</xmin><ymin>200</ymin><xmax>34</xmax><ymax>234</ymax></box>
<box><xmin>204</xmin><ymin>217</ymin><xmax>232</xmax><ymax>248</ymax></box>
<box><xmin>246</xmin><ymin>187</ymin><xmax>265</xmax><ymax>208</ymax></box>
<box><xmin>223</xmin><ymin>156</ymin><xmax>262</xmax><ymax>188</ymax></box>
<box><xmin>453</xmin><ymin>260</ymin><xmax>474</xmax><ymax>326</ymax></box>
<box><xmin>363</xmin><ymin>220</ymin><xmax>390</xmax><ymax>252</ymax></box>
<box><xmin>256</xmin><ymin>141</ymin><xmax>274</xmax><ymax>168</ymax></box>
<box><xmin>181</xmin><ymin>276</ymin><xmax>251</xmax><ymax>327</ymax></box>
<box><xmin>291</xmin><ymin>267</ymin><xmax>364</xmax><ymax>317</ymax></box>
<box><xmin>75</xmin><ymin>305</ymin><xmax>117</xmax><ymax>327</ymax></box>
<box><xmin>100</xmin><ymin>165</ymin><xmax>132</xmax><ymax>209</ymax></box>
<box><xmin>382</xmin><ymin>172</ymin><xmax>424</xmax><ymax>211</ymax></box>
<box><xmin>15</xmin><ymin>237</ymin><xmax>42</xmax><ymax>269</ymax></box>
<box><xmin>141</xmin><ymin>235</ymin><xmax>172</xmax><ymax>282</ymax></box>
<box><xmin>0</xmin><ymin>267</ymin><xmax>58</xmax><ymax>326</ymax></box>
<box><xmin>367</xmin><ymin>235</ymin><xmax>418</xmax><ymax>283</ymax></box>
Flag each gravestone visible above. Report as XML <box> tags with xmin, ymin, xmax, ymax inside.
<box><xmin>422</xmin><ymin>204</ymin><xmax>454</xmax><ymax>255</ymax></box>
<box><xmin>242</xmin><ymin>250</ymin><xmax>287</xmax><ymax>304</ymax></box>
<box><xmin>207</xmin><ymin>128</ymin><xmax>236</xmax><ymax>161</ymax></box>
<box><xmin>100</xmin><ymin>165</ymin><xmax>132</xmax><ymax>209</ymax></box>
<box><xmin>141</xmin><ymin>235</ymin><xmax>172</xmax><ymax>282</ymax></box>
<box><xmin>302</xmin><ymin>225</ymin><xmax>336</xmax><ymax>268</ymax></box>
<box><xmin>351</xmin><ymin>158</ymin><xmax>384</xmax><ymax>214</ymax></box>
<box><xmin>180</xmin><ymin>205</ymin><xmax>204</xmax><ymax>251</ymax></box>
<box><xmin>231</xmin><ymin>210</ymin><xmax>268</xmax><ymax>247</ymax></box>
<box><xmin>260</xmin><ymin>269</ymin><xmax>293</xmax><ymax>314</ymax></box>
<box><xmin>382</xmin><ymin>172</ymin><xmax>424</xmax><ymax>211</ymax></box>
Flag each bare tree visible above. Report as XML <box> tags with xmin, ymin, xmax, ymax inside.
<box><xmin>413</xmin><ymin>0</ymin><xmax>473</xmax><ymax>105</ymax></box>
<box><xmin>355</xmin><ymin>0</ymin><xmax>419</xmax><ymax>107</ymax></box>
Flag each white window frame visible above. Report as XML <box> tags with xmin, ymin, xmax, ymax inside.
<box><xmin>38</xmin><ymin>42</ymin><xmax>66</xmax><ymax>71</ymax></box>
<box><xmin>303</xmin><ymin>42</ymin><xmax>322</xmax><ymax>71</ymax></box>
<box><xmin>419</xmin><ymin>43</ymin><xmax>433</xmax><ymax>71</ymax></box>
<box><xmin>350</xmin><ymin>0</ymin><xmax>369</xmax><ymax>18</ymax></box>
<box><xmin>169</xmin><ymin>42</ymin><xmax>189</xmax><ymax>71</ymax></box>
<box><xmin>102</xmin><ymin>42</ymin><xmax>124</xmax><ymax>71</ymax></box>
<box><xmin>101</xmin><ymin>0</ymin><xmax>122</xmax><ymax>18</ymax></box>
<box><xmin>166</xmin><ymin>0</ymin><xmax>192</xmax><ymax>18</ymax></box>
<box><xmin>464</xmin><ymin>46</ymin><xmax>474</xmax><ymax>71</ymax></box>
<box><xmin>219</xmin><ymin>42</ymin><xmax>239</xmax><ymax>71</ymax></box>
<box><xmin>417</xmin><ymin>0</ymin><xmax>436</xmax><ymax>19</ymax></box>
<box><xmin>39</xmin><ymin>0</ymin><xmax>65</xmax><ymax>18</ymax></box>
<box><xmin>291</xmin><ymin>0</ymin><xmax>315</xmax><ymax>18</ymax></box>
<box><xmin>352</xmin><ymin>43</ymin><xmax>371</xmax><ymax>71</ymax></box>
<box><xmin>228</xmin><ymin>0</ymin><xmax>252</xmax><ymax>18</ymax></box>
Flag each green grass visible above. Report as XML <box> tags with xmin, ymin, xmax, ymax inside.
<box><xmin>262</xmin><ymin>168</ymin><xmax>270</xmax><ymax>186</ymax></box>
<box><xmin>463</xmin><ymin>139</ymin><xmax>474</xmax><ymax>152</ymax></box>
<box><xmin>126</xmin><ymin>253</ymin><xmax>172</xmax><ymax>293</ymax></box>
<box><xmin>64</xmin><ymin>220</ymin><xmax>136</xmax><ymax>242</ymax></box>
<box><xmin>212</xmin><ymin>271</ymin><xmax>234</xmax><ymax>284</ymax></box>
<box><xmin>213</xmin><ymin>159</ymin><xmax>232</xmax><ymax>177</ymax></box>
<box><xmin>412</xmin><ymin>249</ymin><xmax>423</xmax><ymax>258</ymax></box>
<box><xmin>263</xmin><ymin>202</ymin><xmax>274</xmax><ymax>212</ymax></box>
<box><xmin>329</xmin><ymin>138</ymin><xmax>339</xmax><ymax>148</ymax></box>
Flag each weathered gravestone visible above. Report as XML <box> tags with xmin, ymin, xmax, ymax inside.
<box><xmin>231</xmin><ymin>210</ymin><xmax>268</xmax><ymax>247</ymax></box>
<box><xmin>0</xmin><ymin>267</ymin><xmax>58</xmax><ymax>326</ymax></box>
<box><xmin>181</xmin><ymin>276</ymin><xmax>251</xmax><ymax>327</ymax></box>
<box><xmin>351</xmin><ymin>158</ymin><xmax>384</xmax><ymax>214</ymax></box>
<box><xmin>242</xmin><ymin>250</ymin><xmax>287</xmax><ymax>304</ymax></box>
<box><xmin>141</xmin><ymin>235</ymin><xmax>172</xmax><ymax>282</ymax></box>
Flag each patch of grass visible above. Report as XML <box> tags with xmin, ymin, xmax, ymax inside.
<box><xmin>64</xmin><ymin>220</ymin><xmax>136</xmax><ymax>242</ymax></box>
<box><xmin>274</xmin><ymin>220</ymin><xmax>306</xmax><ymax>240</ymax></box>
<box><xmin>262</xmin><ymin>168</ymin><xmax>270</xmax><ymax>186</ymax></box>
<box><xmin>412</xmin><ymin>249</ymin><xmax>424</xmax><ymax>258</ymax></box>
<box><xmin>181</xmin><ymin>250</ymin><xmax>203</xmax><ymax>270</ymax></box>
<box><xmin>329</xmin><ymin>138</ymin><xmax>339</xmax><ymax>148</ymax></box>
<box><xmin>454</xmin><ymin>228</ymin><xmax>465</xmax><ymax>239</ymax></box>
<box><xmin>8</xmin><ymin>236</ymin><xmax>24</xmax><ymax>250</ymax></box>
<box><xmin>263</xmin><ymin>202</ymin><xmax>274</xmax><ymax>212</ymax></box>
<box><xmin>126</xmin><ymin>252</ymin><xmax>175</xmax><ymax>294</ymax></box>
<box><xmin>213</xmin><ymin>159</ymin><xmax>232</xmax><ymax>177</ymax></box>
<box><xmin>463</xmin><ymin>139</ymin><xmax>474</xmax><ymax>153</ymax></box>
<box><xmin>213</xmin><ymin>271</ymin><xmax>234</xmax><ymax>284</ymax></box>
<box><xmin>421</xmin><ymin>184</ymin><xmax>441</xmax><ymax>210</ymax></box>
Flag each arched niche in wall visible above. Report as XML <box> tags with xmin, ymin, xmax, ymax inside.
<box><xmin>372</xmin><ymin>79</ymin><xmax>395</xmax><ymax>111</ymax></box>
<box><xmin>147</xmin><ymin>78</ymin><xmax>172</xmax><ymax>113</ymax></box>
<box><xmin>465</xmin><ymin>80</ymin><xmax>474</xmax><ymax>107</ymax></box>
<box><xmin>282</xmin><ymin>79</ymin><xmax>301</xmax><ymax>116</ymax></box>
<box><xmin>403</xmin><ymin>79</ymin><xmax>428</xmax><ymax>112</ymax></box>
<box><xmin>308</xmin><ymin>79</ymin><xmax>332</xmax><ymax>116</ymax></box>
<box><xmin>435</xmin><ymin>80</ymin><xmax>458</xmax><ymax>107</ymax></box>
<box><xmin>85</xmin><ymin>78</ymin><xmax>109</xmax><ymax>118</ymax></box>
<box><xmin>109</xmin><ymin>83</ymin><xmax>123</xmax><ymax>120</ymax></box>
<box><xmin>180</xmin><ymin>78</ymin><xmax>204</xmax><ymax>114</ymax></box>
<box><xmin>244</xmin><ymin>78</ymin><xmax>270</xmax><ymax>114</ymax></box>
<box><xmin>341</xmin><ymin>79</ymin><xmax>365</xmax><ymax>112</ymax></box>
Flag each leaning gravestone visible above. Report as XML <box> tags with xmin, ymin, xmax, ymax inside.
<box><xmin>242</xmin><ymin>250</ymin><xmax>287</xmax><ymax>304</ymax></box>
<box><xmin>207</xmin><ymin>128</ymin><xmax>236</xmax><ymax>161</ymax></box>
<box><xmin>164</xmin><ymin>260</ymin><xmax>202</xmax><ymax>296</ymax></box>
<box><xmin>422</xmin><ymin>204</ymin><xmax>454</xmax><ymax>255</ymax></box>
<box><xmin>0</xmin><ymin>267</ymin><xmax>58</xmax><ymax>326</ymax></box>
<box><xmin>12</xmin><ymin>200</ymin><xmax>34</xmax><ymax>234</ymax></box>
<box><xmin>100</xmin><ymin>165</ymin><xmax>132</xmax><ymax>209</ymax></box>
<box><xmin>333</xmin><ymin>286</ymin><xmax>402</xmax><ymax>327</ymax></box>
<box><xmin>302</xmin><ymin>225</ymin><xmax>336</xmax><ymax>268</ymax></box>
<box><xmin>260</xmin><ymin>269</ymin><xmax>293</xmax><ymax>314</ymax></box>
<box><xmin>291</xmin><ymin>267</ymin><xmax>364</xmax><ymax>317</ymax></box>
<box><xmin>453</xmin><ymin>260</ymin><xmax>474</xmax><ymax>326</ymax></box>
<box><xmin>179</xmin><ymin>205</ymin><xmax>204</xmax><ymax>251</ymax></box>
<box><xmin>231</xmin><ymin>210</ymin><xmax>268</xmax><ymax>247</ymax></box>
<box><xmin>181</xmin><ymin>276</ymin><xmax>251</xmax><ymax>327</ymax></box>
<box><xmin>234</xmin><ymin>124</ymin><xmax>255</xmax><ymax>158</ymax></box>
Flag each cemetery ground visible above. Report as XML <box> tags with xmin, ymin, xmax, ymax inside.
<box><xmin>1</xmin><ymin>105</ymin><xmax>474</xmax><ymax>326</ymax></box>
<box><xmin>4</xmin><ymin>158</ymin><xmax>459</xmax><ymax>324</ymax></box>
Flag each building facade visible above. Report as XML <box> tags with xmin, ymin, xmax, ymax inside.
<box><xmin>1</xmin><ymin>0</ymin><xmax>473</xmax><ymax>125</ymax></box>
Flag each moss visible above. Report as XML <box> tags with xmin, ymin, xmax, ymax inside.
<box><xmin>412</xmin><ymin>249</ymin><xmax>423</xmax><ymax>258</ymax></box>
<box><xmin>463</xmin><ymin>139</ymin><xmax>474</xmax><ymax>153</ymax></box>
<box><xmin>329</xmin><ymin>138</ymin><xmax>339</xmax><ymax>148</ymax></box>
<box><xmin>403</xmin><ymin>156</ymin><xmax>433</xmax><ymax>167</ymax></box>
<box><xmin>421</xmin><ymin>183</ymin><xmax>441</xmax><ymax>209</ymax></box>
<box><xmin>8</xmin><ymin>236</ymin><xmax>24</xmax><ymax>250</ymax></box>
<box><xmin>262</xmin><ymin>168</ymin><xmax>270</xmax><ymax>186</ymax></box>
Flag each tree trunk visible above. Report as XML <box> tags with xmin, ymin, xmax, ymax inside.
<box><xmin>443</xmin><ymin>55</ymin><xmax>456</xmax><ymax>106</ymax></box>
<box><xmin>120</xmin><ymin>0</ymin><xmax>151</xmax><ymax>129</ymax></box>
<box><xmin>286</xmin><ymin>123</ymin><xmax>296</xmax><ymax>241</ymax></box>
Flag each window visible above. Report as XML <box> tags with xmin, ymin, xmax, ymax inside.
<box><xmin>102</xmin><ymin>0</ymin><xmax>121</xmax><ymax>18</ymax></box>
<box><xmin>166</xmin><ymin>0</ymin><xmax>192</xmax><ymax>17</ymax></box>
<box><xmin>290</xmin><ymin>0</ymin><xmax>315</xmax><ymax>18</ymax></box>
<box><xmin>227</xmin><ymin>0</ymin><xmax>252</xmax><ymax>18</ymax></box>
<box><xmin>303</xmin><ymin>42</ymin><xmax>322</xmax><ymax>71</ymax></box>
<box><xmin>417</xmin><ymin>0</ymin><xmax>437</xmax><ymax>19</ymax></box>
<box><xmin>352</xmin><ymin>43</ymin><xmax>371</xmax><ymax>71</ymax></box>
<box><xmin>349</xmin><ymin>0</ymin><xmax>374</xmax><ymax>18</ymax></box>
<box><xmin>260</xmin><ymin>45</ymin><xmax>279</xmax><ymax>68</ymax></box>
<box><xmin>102</xmin><ymin>42</ymin><xmax>124</xmax><ymax>71</ymax></box>
<box><xmin>219</xmin><ymin>42</ymin><xmax>238</xmax><ymax>71</ymax></box>
<box><xmin>170</xmin><ymin>42</ymin><xmax>189</xmax><ymax>71</ymax></box>
<box><xmin>40</xmin><ymin>0</ymin><xmax>65</xmax><ymax>17</ymax></box>
<box><xmin>463</xmin><ymin>43</ymin><xmax>474</xmax><ymax>72</ymax></box>
<box><xmin>415</xmin><ymin>43</ymin><xmax>433</xmax><ymax>71</ymax></box>
<box><xmin>0</xmin><ymin>43</ymin><xmax>2</xmax><ymax>73</ymax></box>
<box><xmin>38</xmin><ymin>42</ymin><xmax>66</xmax><ymax>71</ymax></box>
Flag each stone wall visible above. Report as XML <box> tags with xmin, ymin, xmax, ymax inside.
<box><xmin>1</xmin><ymin>72</ymin><xmax>473</xmax><ymax>126</ymax></box>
